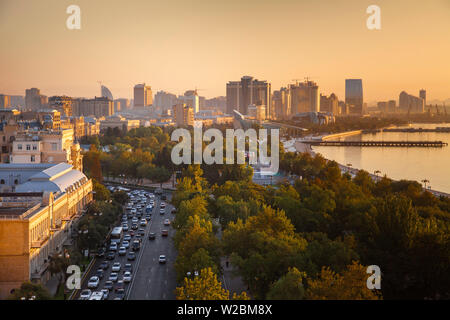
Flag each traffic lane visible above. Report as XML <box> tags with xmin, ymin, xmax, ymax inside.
<box><xmin>128</xmin><ymin>199</ymin><xmax>177</xmax><ymax>299</ymax></box>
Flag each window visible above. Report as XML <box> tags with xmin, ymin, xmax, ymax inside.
<box><xmin>0</xmin><ymin>179</ymin><xmax>5</xmax><ymax>184</ymax></box>
<box><xmin>33</xmin><ymin>144</ymin><xmax>37</xmax><ymax>150</ymax></box>
<box><xmin>18</xmin><ymin>144</ymin><xmax>22</xmax><ymax>150</ymax></box>
<box><xmin>51</xmin><ymin>143</ymin><xmax>57</xmax><ymax>151</ymax></box>
<box><xmin>31</xmin><ymin>155</ymin><xmax>35</xmax><ymax>162</ymax></box>
<box><xmin>26</xmin><ymin>144</ymin><xmax>31</xmax><ymax>150</ymax></box>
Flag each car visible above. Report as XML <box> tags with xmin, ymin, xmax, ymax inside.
<box><xmin>109</xmin><ymin>243</ymin><xmax>118</xmax><ymax>251</ymax></box>
<box><xmin>129</xmin><ymin>230</ymin><xmax>135</xmax><ymax>237</ymax></box>
<box><xmin>164</xmin><ymin>219</ymin><xmax>170</xmax><ymax>226</ymax></box>
<box><xmin>171</xmin><ymin>208</ymin><xmax>176</xmax><ymax>214</ymax></box>
<box><xmin>122</xmin><ymin>224</ymin><xmax>129</xmax><ymax>232</ymax></box>
<box><xmin>104</xmin><ymin>281</ymin><xmax>113</xmax><ymax>290</ymax></box>
<box><xmin>138</xmin><ymin>228</ymin><xmax>145</xmax><ymax>236</ymax></box>
<box><xmin>124</xmin><ymin>263</ymin><xmax>133</xmax><ymax>273</ymax></box>
<box><xmin>114</xmin><ymin>288</ymin><xmax>125</xmax><ymax>300</ymax></box>
<box><xmin>159</xmin><ymin>255</ymin><xmax>167</xmax><ymax>264</ymax></box>
<box><xmin>160</xmin><ymin>202</ymin><xmax>166</xmax><ymax>209</ymax></box>
<box><xmin>118</xmin><ymin>247</ymin><xmax>127</xmax><ymax>256</ymax></box>
<box><xmin>145</xmin><ymin>215</ymin><xmax>151</xmax><ymax>221</ymax></box>
<box><xmin>121</xmin><ymin>216</ymin><xmax>128</xmax><ymax>222</ymax></box>
<box><xmin>139</xmin><ymin>219</ymin><xmax>147</xmax><ymax>226</ymax></box>
<box><xmin>108</xmin><ymin>272</ymin><xmax>119</xmax><ymax>282</ymax></box>
<box><xmin>101</xmin><ymin>289</ymin><xmax>110</xmax><ymax>300</ymax></box>
<box><xmin>123</xmin><ymin>234</ymin><xmax>131</xmax><ymax>241</ymax></box>
<box><xmin>95</xmin><ymin>268</ymin><xmax>104</xmax><ymax>279</ymax></box>
<box><xmin>148</xmin><ymin>232</ymin><xmax>156</xmax><ymax>240</ymax></box>
<box><xmin>161</xmin><ymin>195</ymin><xmax>167</xmax><ymax>201</ymax></box>
<box><xmin>127</xmin><ymin>251</ymin><xmax>136</xmax><ymax>261</ymax></box>
<box><xmin>123</xmin><ymin>271</ymin><xmax>132</xmax><ymax>283</ymax></box>
<box><xmin>115</xmin><ymin>280</ymin><xmax>125</xmax><ymax>292</ymax></box>
<box><xmin>122</xmin><ymin>240</ymin><xmax>130</xmax><ymax>249</ymax></box>
<box><xmin>135</xmin><ymin>234</ymin><xmax>142</xmax><ymax>241</ymax></box>
<box><xmin>131</xmin><ymin>223</ymin><xmax>138</xmax><ymax>230</ymax></box>
<box><xmin>132</xmin><ymin>217</ymin><xmax>138</xmax><ymax>224</ymax></box>
<box><xmin>106</xmin><ymin>251</ymin><xmax>115</xmax><ymax>260</ymax></box>
<box><xmin>99</xmin><ymin>261</ymin><xmax>110</xmax><ymax>270</ymax></box>
<box><xmin>79</xmin><ymin>289</ymin><xmax>92</xmax><ymax>300</ymax></box>
<box><xmin>88</xmin><ymin>291</ymin><xmax>104</xmax><ymax>300</ymax></box>
<box><xmin>160</xmin><ymin>208</ymin><xmax>165</xmax><ymax>215</ymax></box>
<box><xmin>161</xmin><ymin>230</ymin><xmax>169</xmax><ymax>237</ymax></box>
<box><xmin>97</xmin><ymin>247</ymin><xmax>106</xmax><ymax>257</ymax></box>
<box><xmin>112</xmin><ymin>262</ymin><xmax>121</xmax><ymax>272</ymax></box>
<box><xmin>131</xmin><ymin>240</ymin><xmax>140</xmax><ymax>251</ymax></box>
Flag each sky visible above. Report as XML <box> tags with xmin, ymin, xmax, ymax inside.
<box><xmin>0</xmin><ymin>0</ymin><xmax>449</xmax><ymax>103</ymax></box>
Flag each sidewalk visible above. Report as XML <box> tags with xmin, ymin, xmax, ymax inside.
<box><xmin>45</xmin><ymin>274</ymin><xmax>61</xmax><ymax>297</ymax></box>
<box><xmin>221</xmin><ymin>257</ymin><xmax>248</xmax><ymax>297</ymax></box>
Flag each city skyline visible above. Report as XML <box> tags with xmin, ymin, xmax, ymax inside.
<box><xmin>0</xmin><ymin>0</ymin><xmax>449</xmax><ymax>102</ymax></box>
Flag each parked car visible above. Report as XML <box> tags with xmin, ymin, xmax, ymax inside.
<box><xmin>79</xmin><ymin>289</ymin><xmax>92</xmax><ymax>300</ymax></box>
<box><xmin>112</xmin><ymin>262</ymin><xmax>121</xmax><ymax>272</ymax></box>
<box><xmin>88</xmin><ymin>276</ymin><xmax>100</xmax><ymax>289</ymax></box>
<box><xmin>159</xmin><ymin>255</ymin><xmax>167</xmax><ymax>264</ymax></box>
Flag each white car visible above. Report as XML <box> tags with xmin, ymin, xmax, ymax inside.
<box><xmin>164</xmin><ymin>219</ymin><xmax>170</xmax><ymax>226</ymax></box>
<box><xmin>118</xmin><ymin>247</ymin><xmax>127</xmax><ymax>256</ymax></box>
<box><xmin>139</xmin><ymin>219</ymin><xmax>147</xmax><ymax>226</ymax></box>
<box><xmin>87</xmin><ymin>276</ymin><xmax>100</xmax><ymax>289</ymax></box>
<box><xmin>79</xmin><ymin>289</ymin><xmax>92</xmax><ymax>300</ymax></box>
<box><xmin>108</xmin><ymin>272</ymin><xmax>119</xmax><ymax>282</ymax></box>
<box><xmin>160</xmin><ymin>208</ymin><xmax>165</xmax><ymax>214</ymax></box>
<box><xmin>160</xmin><ymin>202</ymin><xmax>166</xmax><ymax>209</ymax></box>
<box><xmin>123</xmin><ymin>271</ymin><xmax>132</xmax><ymax>283</ymax></box>
<box><xmin>122</xmin><ymin>240</ymin><xmax>130</xmax><ymax>249</ymax></box>
<box><xmin>88</xmin><ymin>291</ymin><xmax>104</xmax><ymax>300</ymax></box>
<box><xmin>101</xmin><ymin>289</ymin><xmax>109</xmax><ymax>300</ymax></box>
<box><xmin>159</xmin><ymin>255</ymin><xmax>166</xmax><ymax>264</ymax></box>
<box><xmin>109</xmin><ymin>243</ymin><xmax>118</xmax><ymax>251</ymax></box>
<box><xmin>112</xmin><ymin>262</ymin><xmax>121</xmax><ymax>272</ymax></box>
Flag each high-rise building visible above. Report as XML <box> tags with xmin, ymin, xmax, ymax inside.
<box><xmin>272</xmin><ymin>87</ymin><xmax>291</xmax><ymax>119</ymax></box>
<box><xmin>226</xmin><ymin>76</ymin><xmax>271</xmax><ymax>117</ymax></box>
<box><xmin>399</xmin><ymin>91</ymin><xmax>424</xmax><ymax>113</ymax></box>
<box><xmin>172</xmin><ymin>103</ymin><xmax>194</xmax><ymax>126</ymax></box>
<box><xmin>387</xmin><ymin>100</ymin><xmax>396</xmax><ymax>113</ymax></box>
<box><xmin>320</xmin><ymin>93</ymin><xmax>339</xmax><ymax>115</ymax></box>
<box><xmin>25</xmin><ymin>88</ymin><xmax>47</xmax><ymax>111</ymax></box>
<box><xmin>345</xmin><ymin>79</ymin><xmax>364</xmax><ymax>114</ymax></box>
<box><xmin>101</xmin><ymin>85</ymin><xmax>114</xmax><ymax>101</ymax></box>
<box><xmin>154</xmin><ymin>91</ymin><xmax>178</xmax><ymax>113</ymax></box>
<box><xmin>115</xmin><ymin>98</ymin><xmax>130</xmax><ymax>110</ymax></box>
<box><xmin>290</xmin><ymin>80</ymin><xmax>320</xmax><ymax>114</ymax></box>
<box><xmin>247</xmin><ymin>104</ymin><xmax>266</xmax><ymax>121</ymax></box>
<box><xmin>134</xmin><ymin>83</ymin><xmax>153</xmax><ymax>107</ymax></box>
<box><xmin>0</xmin><ymin>95</ymin><xmax>11</xmax><ymax>109</ymax></box>
<box><xmin>178</xmin><ymin>90</ymin><xmax>200</xmax><ymax>114</ymax></box>
<box><xmin>74</xmin><ymin>97</ymin><xmax>114</xmax><ymax>118</ymax></box>
<box><xmin>419</xmin><ymin>89</ymin><xmax>426</xmax><ymax>106</ymax></box>
<box><xmin>377</xmin><ymin>101</ymin><xmax>388</xmax><ymax>113</ymax></box>
<box><xmin>48</xmin><ymin>96</ymin><xmax>73</xmax><ymax>117</ymax></box>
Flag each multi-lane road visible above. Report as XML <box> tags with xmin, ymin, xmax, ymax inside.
<box><xmin>75</xmin><ymin>187</ymin><xmax>177</xmax><ymax>300</ymax></box>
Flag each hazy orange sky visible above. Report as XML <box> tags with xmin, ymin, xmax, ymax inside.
<box><xmin>0</xmin><ymin>0</ymin><xmax>449</xmax><ymax>103</ymax></box>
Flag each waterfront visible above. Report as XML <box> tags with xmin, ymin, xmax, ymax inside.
<box><xmin>313</xmin><ymin>123</ymin><xmax>450</xmax><ymax>194</ymax></box>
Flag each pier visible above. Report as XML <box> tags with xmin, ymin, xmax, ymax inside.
<box><xmin>304</xmin><ymin>140</ymin><xmax>448</xmax><ymax>147</ymax></box>
<box><xmin>383</xmin><ymin>127</ymin><xmax>450</xmax><ymax>133</ymax></box>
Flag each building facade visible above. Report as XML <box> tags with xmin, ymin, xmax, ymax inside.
<box><xmin>399</xmin><ymin>91</ymin><xmax>425</xmax><ymax>113</ymax></box>
<box><xmin>134</xmin><ymin>84</ymin><xmax>153</xmax><ymax>107</ymax></box>
<box><xmin>345</xmin><ymin>79</ymin><xmax>364</xmax><ymax>114</ymax></box>
<box><xmin>290</xmin><ymin>81</ymin><xmax>320</xmax><ymax>114</ymax></box>
<box><xmin>226</xmin><ymin>76</ymin><xmax>271</xmax><ymax>117</ymax></box>
<box><xmin>173</xmin><ymin>104</ymin><xmax>194</xmax><ymax>126</ymax></box>
<box><xmin>25</xmin><ymin>88</ymin><xmax>47</xmax><ymax>111</ymax></box>
<box><xmin>0</xmin><ymin>163</ymin><xmax>93</xmax><ymax>299</ymax></box>
<box><xmin>320</xmin><ymin>93</ymin><xmax>339</xmax><ymax>115</ymax></box>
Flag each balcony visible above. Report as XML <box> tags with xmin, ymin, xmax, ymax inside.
<box><xmin>30</xmin><ymin>236</ymin><xmax>49</xmax><ymax>248</ymax></box>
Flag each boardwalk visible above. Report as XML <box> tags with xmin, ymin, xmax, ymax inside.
<box><xmin>304</xmin><ymin>140</ymin><xmax>448</xmax><ymax>147</ymax></box>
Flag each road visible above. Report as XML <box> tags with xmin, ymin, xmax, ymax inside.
<box><xmin>75</xmin><ymin>188</ymin><xmax>178</xmax><ymax>300</ymax></box>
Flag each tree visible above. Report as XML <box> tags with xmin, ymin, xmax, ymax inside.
<box><xmin>93</xmin><ymin>180</ymin><xmax>110</xmax><ymax>201</ymax></box>
<box><xmin>9</xmin><ymin>282</ymin><xmax>52</xmax><ymax>300</ymax></box>
<box><xmin>305</xmin><ymin>261</ymin><xmax>381</xmax><ymax>300</ymax></box>
<box><xmin>175</xmin><ymin>268</ymin><xmax>229</xmax><ymax>300</ymax></box>
<box><xmin>48</xmin><ymin>253</ymin><xmax>70</xmax><ymax>294</ymax></box>
<box><xmin>267</xmin><ymin>267</ymin><xmax>306</xmax><ymax>300</ymax></box>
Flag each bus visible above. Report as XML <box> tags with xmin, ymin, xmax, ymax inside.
<box><xmin>110</xmin><ymin>226</ymin><xmax>123</xmax><ymax>244</ymax></box>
